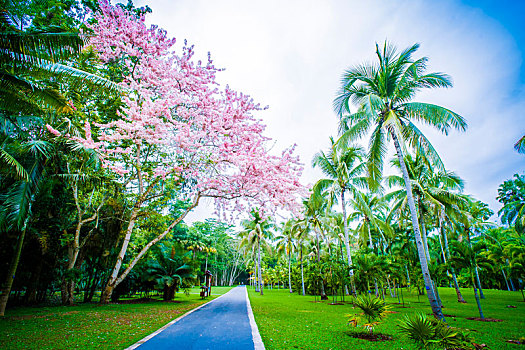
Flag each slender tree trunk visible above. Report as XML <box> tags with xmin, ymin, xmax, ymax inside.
<box><xmin>419</xmin><ymin>216</ymin><xmax>442</xmax><ymax>308</ymax></box>
<box><xmin>441</xmin><ymin>220</ymin><xmax>466</xmax><ymax>302</ymax></box>
<box><xmin>474</xmin><ymin>266</ymin><xmax>485</xmax><ymax>299</ymax></box>
<box><xmin>501</xmin><ymin>267</ymin><xmax>511</xmax><ymax>291</ymax></box>
<box><xmin>405</xmin><ymin>265</ymin><xmax>411</xmax><ymax>291</ymax></box>
<box><xmin>100</xmin><ymin>204</ymin><xmax>141</xmax><ymax>304</ymax></box>
<box><xmin>472</xmin><ymin>276</ymin><xmax>485</xmax><ymax>319</ymax></box>
<box><xmin>101</xmin><ymin>193</ymin><xmax>200</xmax><ymax>303</ymax></box>
<box><xmin>367</xmin><ymin>222</ymin><xmax>374</xmax><ymax>250</ymax></box>
<box><xmin>0</xmin><ymin>227</ymin><xmax>27</xmax><ymax>316</ymax></box>
<box><xmin>341</xmin><ymin>191</ymin><xmax>356</xmax><ymax>296</ymax></box>
<box><xmin>391</xmin><ymin>130</ymin><xmax>445</xmax><ymax>321</ymax></box>
<box><xmin>64</xmin><ymin>184</ymin><xmax>104</xmax><ymax>305</ymax></box>
<box><xmin>288</xmin><ymin>251</ymin><xmax>292</xmax><ymax>293</ymax></box>
<box><xmin>254</xmin><ymin>261</ymin><xmax>259</xmax><ymax>292</ymax></box>
<box><xmin>300</xmin><ymin>245</ymin><xmax>305</xmax><ymax>296</ymax></box>
<box><xmin>387</xmin><ymin>276</ymin><xmax>394</xmax><ymax>298</ymax></box>
<box><xmin>314</xmin><ymin>227</ymin><xmax>327</xmax><ymax>299</ymax></box>
<box><xmin>258</xmin><ymin>241</ymin><xmax>263</xmax><ymax>295</ymax></box>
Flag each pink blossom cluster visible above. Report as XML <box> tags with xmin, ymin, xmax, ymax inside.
<box><xmin>62</xmin><ymin>1</ymin><xmax>305</xmax><ymax>217</ymax></box>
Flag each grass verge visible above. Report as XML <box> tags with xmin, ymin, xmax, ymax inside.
<box><xmin>0</xmin><ymin>286</ymin><xmax>233</xmax><ymax>349</ymax></box>
<box><xmin>248</xmin><ymin>287</ymin><xmax>525</xmax><ymax>349</ymax></box>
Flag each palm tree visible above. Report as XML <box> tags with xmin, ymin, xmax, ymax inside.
<box><xmin>303</xmin><ymin>184</ymin><xmax>331</xmax><ymax>299</ymax></box>
<box><xmin>453</xmin><ymin>198</ymin><xmax>495</xmax><ymax>299</ymax></box>
<box><xmin>450</xmin><ymin>240</ymin><xmax>489</xmax><ymax>319</ymax></box>
<box><xmin>0</xmin><ymin>139</ymin><xmax>51</xmax><ymax>316</ymax></box>
<box><xmin>275</xmin><ymin>219</ymin><xmax>296</xmax><ymax>293</ymax></box>
<box><xmin>0</xmin><ymin>1</ymin><xmax>118</xmax><ymax>176</ymax></box>
<box><xmin>386</xmin><ymin>151</ymin><xmax>468</xmax><ymax>303</ymax></box>
<box><xmin>149</xmin><ymin>243</ymin><xmax>196</xmax><ymax>301</ymax></box>
<box><xmin>312</xmin><ymin>137</ymin><xmax>365</xmax><ymax>295</ymax></box>
<box><xmin>333</xmin><ymin>41</ymin><xmax>467</xmax><ymax>320</ymax></box>
<box><xmin>239</xmin><ymin>209</ymin><xmax>273</xmax><ymax>295</ymax></box>
<box><xmin>292</xmin><ymin>218</ymin><xmax>309</xmax><ymax>296</ymax></box>
<box><xmin>348</xmin><ymin>190</ymin><xmax>388</xmax><ymax>251</ymax></box>
<box><xmin>515</xmin><ymin>135</ymin><xmax>525</xmax><ymax>154</ymax></box>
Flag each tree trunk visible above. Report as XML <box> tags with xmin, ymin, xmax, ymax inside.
<box><xmin>254</xmin><ymin>261</ymin><xmax>259</xmax><ymax>292</ymax></box>
<box><xmin>472</xmin><ymin>276</ymin><xmax>485</xmax><ymax>319</ymax></box>
<box><xmin>300</xmin><ymin>245</ymin><xmax>305</xmax><ymax>296</ymax></box>
<box><xmin>258</xmin><ymin>241</ymin><xmax>263</xmax><ymax>295</ymax></box>
<box><xmin>0</xmin><ymin>227</ymin><xmax>27</xmax><ymax>316</ymax></box>
<box><xmin>419</xmin><ymin>215</ymin><xmax>442</xmax><ymax>308</ymax></box>
<box><xmin>100</xmin><ymin>204</ymin><xmax>141</xmax><ymax>304</ymax></box>
<box><xmin>101</xmin><ymin>193</ymin><xmax>200</xmax><ymax>303</ymax></box>
<box><xmin>341</xmin><ymin>191</ymin><xmax>356</xmax><ymax>296</ymax></box>
<box><xmin>474</xmin><ymin>266</ymin><xmax>485</xmax><ymax>299</ymax></box>
<box><xmin>405</xmin><ymin>265</ymin><xmax>411</xmax><ymax>291</ymax></box>
<box><xmin>441</xmin><ymin>221</ymin><xmax>465</xmax><ymax>302</ymax></box>
<box><xmin>501</xmin><ymin>267</ymin><xmax>511</xmax><ymax>291</ymax></box>
<box><xmin>391</xmin><ymin>130</ymin><xmax>445</xmax><ymax>321</ymax></box>
<box><xmin>288</xmin><ymin>251</ymin><xmax>292</xmax><ymax>293</ymax></box>
<box><xmin>314</xmin><ymin>227</ymin><xmax>327</xmax><ymax>299</ymax></box>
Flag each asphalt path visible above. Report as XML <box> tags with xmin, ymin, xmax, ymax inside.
<box><xmin>134</xmin><ymin>286</ymin><xmax>260</xmax><ymax>350</ymax></box>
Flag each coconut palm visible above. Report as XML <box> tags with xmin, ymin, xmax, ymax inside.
<box><xmin>515</xmin><ymin>135</ymin><xmax>525</xmax><ymax>154</ymax></box>
<box><xmin>450</xmin><ymin>240</ymin><xmax>490</xmax><ymax>319</ymax></box>
<box><xmin>386</xmin><ymin>151</ymin><xmax>468</xmax><ymax>303</ymax></box>
<box><xmin>303</xmin><ymin>184</ymin><xmax>331</xmax><ymax>299</ymax></box>
<box><xmin>497</xmin><ymin>174</ymin><xmax>525</xmax><ymax>235</ymax></box>
<box><xmin>452</xmin><ymin>198</ymin><xmax>495</xmax><ymax>299</ymax></box>
<box><xmin>348</xmin><ymin>190</ymin><xmax>388</xmax><ymax>250</ymax></box>
<box><xmin>239</xmin><ymin>209</ymin><xmax>273</xmax><ymax>295</ymax></box>
<box><xmin>312</xmin><ymin>137</ymin><xmax>365</xmax><ymax>295</ymax></box>
<box><xmin>275</xmin><ymin>219</ymin><xmax>296</xmax><ymax>293</ymax></box>
<box><xmin>292</xmin><ymin>218</ymin><xmax>309</xmax><ymax>296</ymax></box>
<box><xmin>333</xmin><ymin>41</ymin><xmax>467</xmax><ymax>320</ymax></box>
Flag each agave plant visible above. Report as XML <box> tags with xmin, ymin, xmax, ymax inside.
<box><xmin>347</xmin><ymin>295</ymin><xmax>389</xmax><ymax>334</ymax></box>
<box><xmin>398</xmin><ymin>313</ymin><xmax>475</xmax><ymax>349</ymax></box>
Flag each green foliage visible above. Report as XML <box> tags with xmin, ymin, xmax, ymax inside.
<box><xmin>398</xmin><ymin>313</ymin><xmax>475</xmax><ymax>349</ymax></box>
<box><xmin>347</xmin><ymin>295</ymin><xmax>389</xmax><ymax>333</ymax></box>
<box><xmin>497</xmin><ymin>173</ymin><xmax>525</xmax><ymax>234</ymax></box>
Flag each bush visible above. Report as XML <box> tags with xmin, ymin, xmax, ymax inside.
<box><xmin>398</xmin><ymin>313</ymin><xmax>475</xmax><ymax>349</ymax></box>
<box><xmin>347</xmin><ymin>295</ymin><xmax>389</xmax><ymax>334</ymax></box>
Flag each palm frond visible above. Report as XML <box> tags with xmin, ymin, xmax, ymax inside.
<box><xmin>403</xmin><ymin>102</ymin><xmax>467</xmax><ymax>134</ymax></box>
<box><xmin>0</xmin><ymin>31</ymin><xmax>86</xmax><ymax>65</ymax></box>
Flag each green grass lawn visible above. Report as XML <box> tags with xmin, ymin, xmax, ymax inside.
<box><xmin>0</xmin><ymin>286</ymin><xmax>233</xmax><ymax>349</ymax></box>
<box><xmin>248</xmin><ymin>287</ymin><xmax>525</xmax><ymax>349</ymax></box>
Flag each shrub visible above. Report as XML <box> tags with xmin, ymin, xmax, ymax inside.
<box><xmin>347</xmin><ymin>295</ymin><xmax>390</xmax><ymax>334</ymax></box>
<box><xmin>398</xmin><ymin>313</ymin><xmax>475</xmax><ymax>349</ymax></box>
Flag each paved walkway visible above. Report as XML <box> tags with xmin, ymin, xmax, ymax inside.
<box><xmin>128</xmin><ymin>286</ymin><xmax>264</xmax><ymax>350</ymax></box>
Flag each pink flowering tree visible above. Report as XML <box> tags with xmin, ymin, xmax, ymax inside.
<box><xmin>48</xmin><ymin>1</ymin><xmax>304</xmax><ymax>303</ymax></box>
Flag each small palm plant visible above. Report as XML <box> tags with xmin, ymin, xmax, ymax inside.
<box><xmin>399</xmin><ymin>313</ymin><xmax>475</xmax><ymax>349</ymax></box>
<box><xmin>347</xmin><ymin>295</ymin><xmax>389</xmax><ymax>335</ymax></box>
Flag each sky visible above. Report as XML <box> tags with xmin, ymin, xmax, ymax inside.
<box><xmin>132</xmin><ymin>0</ymin><xmax>524</xmax><ymax>224</ymax></box>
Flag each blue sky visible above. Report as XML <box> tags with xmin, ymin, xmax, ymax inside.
<box><xmin>133</xmin><ymin>0</ymin><xmax>524</xmax><ymax>223</ymax></box>
<box><xmin>462</xmin><ymin>0</ymin><xmax>525</xmax><ymax>85</ymax></box>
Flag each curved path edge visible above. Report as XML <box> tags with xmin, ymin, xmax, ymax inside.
<box><xmin>245</xmin><ymin>287</ymin><xmax>265</xmax><ymax>350</ymax></box>
<box><xmin>124</xmin><ymin>292</ymin><xmax>230</xmax><ymax>350</ymax></box>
